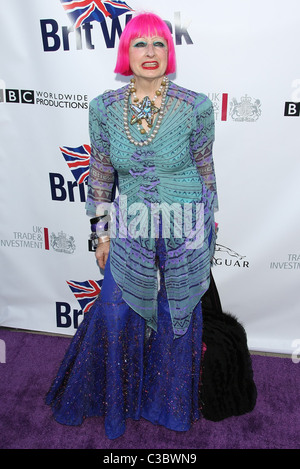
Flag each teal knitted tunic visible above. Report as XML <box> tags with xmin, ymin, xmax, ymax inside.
<box><xmin>86</xmin><ymin>81</ymin><xmax>218</xmax><ymax>338</ymax></box>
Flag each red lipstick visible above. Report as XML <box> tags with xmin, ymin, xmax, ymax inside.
<box><xmin>141</xmin><ymin>61</ymin><xmax>159</xmax><ymax>70</ymax></box>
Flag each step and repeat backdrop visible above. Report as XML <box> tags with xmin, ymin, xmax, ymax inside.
<box><xmin>0</xmin><ymin>0</ymin><xmax>299</xmax><ymax>354</ymax></box>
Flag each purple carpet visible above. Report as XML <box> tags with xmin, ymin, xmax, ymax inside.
<box><xmin>0</xmin><ymin>327</ymin><xmax>299</xmax><ymax>449</ymax></box>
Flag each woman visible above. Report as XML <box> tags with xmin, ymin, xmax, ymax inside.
<box><xmin>46</xmin><ymin>12</ymin><xmax>256</xmax><ymax>440</ymax></box>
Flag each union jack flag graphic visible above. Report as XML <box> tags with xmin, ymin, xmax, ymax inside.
<box><xmin>60</xmin><ymin>0</ymin><xmax>133</xmax><ymax>28</ymax></box>
<box><xmin>60</xmin><ymin>144</ymin><xmax>91</xmax><ymax>184</ymax></box>
<box><xmin>67</xmin><ymin>279</ymin><xmax>103</xmax><ymax>313</ymax></box>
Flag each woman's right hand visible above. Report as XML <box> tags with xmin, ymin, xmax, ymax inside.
<box><xmin>95</xmin><ymin>240</ymin><xmax>110</xmax><ymax>270</ymax></box>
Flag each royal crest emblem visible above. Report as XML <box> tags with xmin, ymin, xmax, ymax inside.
<box><xmin>50</xmin><ymin>231</ymin><xmax>76</xmax><ymax>254</ymax></box>
<box><xmin>229</xmin><ymin>95</ymin><xmax>261</xmax><ymax>122</ymax></box>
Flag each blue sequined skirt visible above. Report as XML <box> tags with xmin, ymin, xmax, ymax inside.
<box><xmin>46</xmin><ymin>238</ymin><xmax>203</xmax><ymax>439</ymax></box>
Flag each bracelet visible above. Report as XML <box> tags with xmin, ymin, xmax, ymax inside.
<box><xmin>89</xmin><ymin>215</ymin><xmax>111</xmax><ymax>251</ymax></box>
<box><xmin>98</xmin><ymin>235</ymin><xmax>110</xmax><ymax>244</ymax></box>
<box><xmin>90</xmin><ymin>215</ymin><xmax>111</xmax><ymax>232</ymax></box>
<box><xmin>88</xmin><ymin>234</ymin><xmax>110</xmax><ymax>252</ymax></box>
<box><xmin>90</xmin><ymin>214</ymin><xmax>110</xmax><ymax>224</ymax></box>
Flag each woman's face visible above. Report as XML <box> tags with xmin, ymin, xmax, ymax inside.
<box><xmin>129</xmin><ymin>36</ymin><xmax>168</xmax><ymax>80</ymax></box>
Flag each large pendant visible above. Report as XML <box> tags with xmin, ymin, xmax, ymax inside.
<box><xmin>130</xmin><ymin>96</ymin><xmax>160</xmax><ymax>127</ymax></box>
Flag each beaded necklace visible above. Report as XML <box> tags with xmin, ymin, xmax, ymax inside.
<box><xmin>123</xmin><ymin>76</ymin><xmax>169</xmax><ymax>147</ymax></box>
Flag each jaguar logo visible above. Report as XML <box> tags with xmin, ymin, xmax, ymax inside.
<box><xmin>213</xmin><ymin>244</ymin><xmax>249</xmax><ymax>268</ymax></box>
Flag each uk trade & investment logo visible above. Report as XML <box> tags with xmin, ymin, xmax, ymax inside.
<box><xmin>0</xmin><ymin>226</ymin><xmax>76</xmax><ymax>254</ymax></box>
<box><xmin>209</xmin><ymin>93</ymin><xmax>262</xmax><ymax>122</ymax></box>
<box><xmin>269</xmin><ymin>253</ymin><xmax>300</xmax><ymax>270</ymax></box>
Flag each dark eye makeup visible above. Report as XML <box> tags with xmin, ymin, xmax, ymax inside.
<box><xmin>133</xmin><ymin>40</ymin><xmax>167</xmax><ymax>48</ymax></box>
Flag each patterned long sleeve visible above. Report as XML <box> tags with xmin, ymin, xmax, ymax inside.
<box><xmin>85</xmin><ymin>97</ymin><xmax>115</xmax><ymax>216</ymax></box>
<box><xmin>83</xmin><ymin>83</ymin><xmax>218</xmax><ymax>338</ymax></box>
<box><xmin>191</xmin><ymin>95</ymin><xmax>218</xmax><ymax>211</ymax></box>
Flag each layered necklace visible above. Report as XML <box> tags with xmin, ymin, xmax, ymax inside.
<box><xmin>123</xmin><ymin>76</ymin><xmax>169</xmax><ymax>147</ymax></box>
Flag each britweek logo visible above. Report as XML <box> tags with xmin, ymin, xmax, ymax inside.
<box><xmin>56</xmin><ymin>279</ymin><xmax>103</xmax><ymax>328</ymax></box>
<box><xmin>40</xmin><ymin>11</ymin><xmax>193</xmax><ymax>52</ymax></box>
<box><xmin>49</xmin><ymin>144</ymin><xmax>90</xmax><ymax>203</ymax></box>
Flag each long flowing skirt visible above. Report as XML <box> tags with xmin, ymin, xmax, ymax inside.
<box><xmin>46</xmin><ymin>239</ymin><xmax>256</xmax><ymax>439</ymax></box>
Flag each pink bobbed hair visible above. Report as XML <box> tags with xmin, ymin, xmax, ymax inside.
<box><xmin>114</xmin><ymin>12</ymin><xmax>176</xmax><ymax>76</ymax></box>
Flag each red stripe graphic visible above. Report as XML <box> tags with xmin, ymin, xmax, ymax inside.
<box><xmin>221</xmin><ymin>93</ymin><xmax>228</xmax><ymax>121</ymax></box>
<box><xmin>44</xmin><ymin>228</ymin><xmax>49</xmax><ymax>250</ymax></box>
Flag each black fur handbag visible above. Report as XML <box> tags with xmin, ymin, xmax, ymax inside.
<box><xmin>200</xmin><ymin>272</ymin><xmax>257</xmax><ymax>421</ymax></box>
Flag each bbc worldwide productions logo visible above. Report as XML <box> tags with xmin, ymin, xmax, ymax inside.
<box><xmin>0</xmin><ymin>86</ymin><xmax>88</xmax><ymax>110</ymax></box>
<box><xmin>0</xmin><ymin>88</ymin><xmax>35</xmax><ymax>104</ymax></box>
<box><xmin>284</xmin><ymin>102</ymin><xmax>300</xmax><ymax>117</ymax></box>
